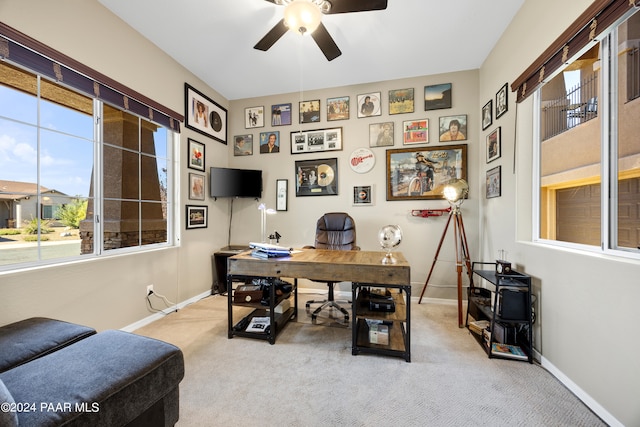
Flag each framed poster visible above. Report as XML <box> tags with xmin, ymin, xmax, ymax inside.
<box><xmin>186</xmin><ymin>205</ymin><xmax>208</xmax><ymax>229</ymax></box>
<box><xmin>486</xmin><ymin>165</ymin><xmax>502</xmax><ymax>198</ymax></box>
<box><xmin>295</xmin><ymin>157</ymin><xmax>338</xmax><ymax>196</ymax></box>
<box><xmin>424</xmin><ymin>83</ymin><xmax>452</xmax><ymax>110</ymax></box>
<box><xmin>327</xmin><ymin>96</ymin><xmax>350</xmax><ymax>121</ymax></box>
<box><xmin>389</xmin><ymin>88</ymin><xmax>414</xmax><ymax>115</ymax></box>
<box><xmin>353</xmin><ymin>185</ymin><xmax>374</xmax><ymax>206</ymax></box>
<box><xmin>245</xmin><ymin>106</ymin><xmax>264</xmax><ymax>128</ymax></box>
<box><xmin>386</xmin><ymin>145</ymin><xmax>467</xmax><ymax>201</ymax></box>
<box><xmin>369</xmin><ymin>122</ymin><xmax>394</xmax><ymax>147</ymax></box>
<box><xmin>184</xmin><ymin>83</ymin><xmax>227</xmax><ymax>144</ymax></box>
<box><xmin>188</xmin><ymin>173</ymin><xmax>205</xmax><ymax>201</ymax></box>
<box><xmin>439</xmin><ymin>115</ymin><xmax>468</xmax><ymax>142</ymax></box>
<box><xmin>187</xmin><ymin>138</ymin><xmax>205</xmax><ymax>172</ymax></box>
<box><xmin>299</xmin><ymin>99</ymin><xmax>320</xmax><ymax>123</ymax></box>
<box><xmin>486</xmin><ymin>127</ymin><xmax>501</xmax><ymax>163</ymax></box>
<box><xmin>233</xmin><ymin>134</ymin><xmax>253</xmax><ymax>156</ymax></box>
<box><xmin>357</xmin><ymin>92</ymin><xmax>381</xmax><ymax>118</ymax></box>
<box><xmin>403</xmin><ymin>119</ymin><xmax>429</xmax><ymax>145</ymax></box>
<box><xmin>271</xmin><ymin>103</ymin><xmax>291</xmax><ymax>126</ymax></box>
<box><xmin>290</xmin><ymin>127</ymin><xmax>342</xmax><ymax>154</ymax></box>
<box><xmin>276</xmin><ymin>179</ymin><xmax>288</xmax><ymax>211</ymax></box>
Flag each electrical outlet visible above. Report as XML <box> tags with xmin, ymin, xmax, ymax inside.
<box><xmin>146</xmin><ymin>284</ymin><xmax>154</xmax><ymax>296</ymax></box>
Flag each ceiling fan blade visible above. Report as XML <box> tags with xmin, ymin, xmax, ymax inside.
<box><xmin>254</xmin><ymin>19</ymin><xmax>288</xmax><ymax>51</ymax></box>
<box><xmin>311</xmin><ymin>22</ymin><xmax>341</xmax><ymax>61</ymax></box>
<box><xmin>325</xmin><ymin>0</ymin><xmax>387</xmax><ymax>14</ymax></box>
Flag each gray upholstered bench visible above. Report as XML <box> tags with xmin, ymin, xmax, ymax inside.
<box><xmin>0</xmin><ymin>321</ymin><xmax>184</xmax><ymax>427</ymax></box>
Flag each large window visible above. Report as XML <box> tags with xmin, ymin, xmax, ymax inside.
<box><xmin>536</xmin><ymin>9</ymin><xmax>640</xmax><ymax>255</ymax></box>
<box><xmin>0</xmin><ymin>61</ymin><xmax>177</xmax><ymax>270</ymax></box>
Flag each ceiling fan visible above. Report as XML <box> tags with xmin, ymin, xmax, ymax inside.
<box><xmin>254</xmin><ymin>0</ymin><xmax>388</xmax><ymax>61</ymax></box>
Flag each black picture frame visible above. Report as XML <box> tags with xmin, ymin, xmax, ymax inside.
<box><xmin>327</xmin><ymin>96</ymin><xmax>350</xmax><ymax>121</ymax></box>
<box><xmin>486</xmin><ymin>165</ymin><xmax>502</xmax><ymax>198</ymax></box>
<box><xmin>276</xmin><ymin>179</ymin><xmax>288</xmax><ymax>211</ymax></box>
<box><xmin>271</xmin><ymin>103</ymin><xmax>292</xmax><ymax>126</ymax></box>
<box><xmin>486</xmin><ymin>127</ymin><xmax>501</xmax><ymax>163</ymax></box>
<box><xmin>482</xmin><ymin>100</ymin><xmax>493</xmax><ymax>130</ymax></box>
<box><xmin>424</xmin><ymin>83</ymin><xmax>452</xmax><ymax>111</ymax></box>
<box><xmin>496</xmin><ymin>83</ymin><xmax>508</xmax><ymax>119</ymax></box>
<box><xmin>290</xmin><ymin>127</ymin><xmax>343</xmax><ymax>154</ymax></box>
<box><xmin>357</xmin><ymin>92</ymin><xmax>381</xmax><ymax>118</ymax></box>
<box><xmin>186</xmin><ymin>205</ymin><xmax>208</xmax><ymax>229</ymax></box>
<box><xmin>299</xmin><ymin>99</ymin><xmax>321</xmax><ymax>124</ymax></box>
<box><xmin>295</xmin><ymin>157</ymin><xmax>338</xmax><ymax>197</ymax></box>
<box><xmin>184</xmin><ymin>83</ymin><xmax>227</xmax><ymax>144</ymax></box>
<box><xmin>187</xmin><ymin>138</ymin><xmax>206</xmax><ymax>172</ymax></box>
<box><xmin>389</xmin><ymin>88</ymin><xmax>414</xmax><ymax>115</ymax></box>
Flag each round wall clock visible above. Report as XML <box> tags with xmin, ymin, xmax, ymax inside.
<box><xmin>349</xmin><ymin>147</ymin><xmax>375</xmax><ymax>173</ymax></box>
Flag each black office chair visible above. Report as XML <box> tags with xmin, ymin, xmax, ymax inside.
<box><xmin>304</xmin><ymin>212</ymin><xmax>359</xmax><ymax>324</ymax></box>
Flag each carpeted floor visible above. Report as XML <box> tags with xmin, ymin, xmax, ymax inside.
<box><xmin>134</xmin><ymin>293</ymin><xmax>606</xmax><ymax>427</ymax></box>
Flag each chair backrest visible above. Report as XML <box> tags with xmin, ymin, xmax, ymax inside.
<box><xmin>314</xmin><ymin>212</ymin><xmax>356</xmax><ymax>251</ymax></box>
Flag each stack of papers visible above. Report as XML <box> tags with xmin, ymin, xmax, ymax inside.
<box><xmin>249</xmin><ymin>242</ymin><xmax>292</xmax><ymax>259</ymax></box>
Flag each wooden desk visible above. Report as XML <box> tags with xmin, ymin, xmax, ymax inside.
<box><xmin>227</xmin><ymin>249</ymin><xmax>411</xmax><ymax>360</ymax></box>
<box><xmin>227</xmin><ymin>249</ymin><xmax>410</xmax><ymax>284</ymax></box>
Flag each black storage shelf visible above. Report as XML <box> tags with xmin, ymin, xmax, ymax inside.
<box><xmin>227</xmin><ymin>274</ymin><xmax>298</xmax><ymax>345</ymax></box>
<box><xmin>466</xmin><ymin>262</ymin><xmax>533</xmax><ymax>363</ymax></box>
<box><xmin>351</xmin><ymin>283</ymin><xmax>411</xmax><ymax>362</ymax></box>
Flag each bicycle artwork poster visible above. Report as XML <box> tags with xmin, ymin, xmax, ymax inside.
<box><xmin>385</xmin><ymin>145</ymin><xmax>467</xmax><ymax>201</ymax></box>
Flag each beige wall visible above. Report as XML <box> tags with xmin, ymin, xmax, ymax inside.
<box><xmin>482</xmin><ymin>1</ymin><xmax>639</xmax><ymax>426</ymax></box>
<box><xmin>226</xmin><ymin>70</ymin><xmax>480</xmax><ymax>299</ymax></box>
<box><xmin>1</xmin><ymin>0</ymin><xmax>639</xmax><ymax>425</ymax></box>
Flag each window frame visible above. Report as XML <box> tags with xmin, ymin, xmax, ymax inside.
<box><xmin>532</xmin><ymin>10</ymin><xmax>640</xmax><ymax>261</ymax></box>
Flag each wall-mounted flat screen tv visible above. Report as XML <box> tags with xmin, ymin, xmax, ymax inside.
<box><xmin>210</xmin><ymin>167</ymin><xmax>262</xmax><ymax>199</ymax></box>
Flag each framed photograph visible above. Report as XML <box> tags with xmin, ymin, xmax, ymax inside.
<box><xmin>299</xmin><ymin>99</ymin><xmax>320</xmax><ymax>124</ymax></box>
<box><xmin>424</xmin><ymin>83</ymin><xmax>452</xmax><ymax>111</ymax></box>
<box><xmin>439</xmin><ymin>114</ymin><xmax>468</xmax><ymax>142</ymax></box>
<box><xmin>353</xmin><ymin>185</ymin><xmax>374</xmax><ymax>206</ymax></box>
<box><xmin>357</xmin><ymin>92</ymin><xmax>381</xmax><ymax>118</ymax></box>
<box><xmin>486</xmin><ymin>165</ymin><xmax>502</xmax><ymax>198</ymax></box>
<box><xmin>187</xmin><ymin>138</ymin><xmax>206</xmax><ymax>172</ymax></box>
<box><xmin>259</xmin><ymin>131</ymin><xmax>280</xmax><ymax>154</ymax></box>
<box><xmin>184</xmin><ymin>83</ymin><xmax>228</xmax><ymax>144</ymax></box>
<box><xmin>186</xmin><ymin>205</ymin><xmax>208</xmax><ymax>229</ymax></box>
<box><xmin>403</xmin><ymin>119</ymin><xmax>428</xmax><ymax>145</ymax></box>
<box><xmin>271</xmin><ymin>103</ymin><xmax>292</xmax><ymax>126</ymax></box>
<box><xmin>369</xmin><ymin>122</ymin><xmax>394</xmax><ymax>147</ymax></box>
<box><xmin>496</xmin><ymin>83</ymin><xmax>508</xmax><ymax>119</ymax></box>
<box><xmin>295</xmin><ymin>157</ymin><xmax>338</xmax><ymax>197</ymax></box>
<box><xmin>327</xmin><ymin>96</ymin><xmax>350</xmax><ymax>121</ymax></box>
<box><xmin>487</xmin><ymin>127</ymin><xmax>501</xmax><ymax>163</ymax></box>
<box><xmin>233</xmin><ymin>134</ymin><xmax>253</xmax><ymax>156</ymax></box>
<box><xmin>188</xmin><ymin>173</ymin><xmax>205</xmax><ymax>201</ymax></box>
<box><xmin>482</xmin><ymin>100</ymin><xmax>493</xmax><ymax>130</ymax></box>
<box><xmin>386</xmin><ymin>145</ymin><xmax>468</xmax><ymax>201</ymax></box>
<box><xmin>389</xmin><ymin>88</ymin><xmax>414</xmax><ymax>115</ymax></box>
<box><xmin>290</xmin><ymin>127</ymin><xmax>342</xmax><ymax>154</ymax></box>
<box><xmin>276</xmin><ymin>179</ymin><xmax>288</xmax><ymax>211</ymax></box>
<box><xmin>245</xmin><ymin>106</ymin><xmax>264</xmax><ymax>129</ymax></box>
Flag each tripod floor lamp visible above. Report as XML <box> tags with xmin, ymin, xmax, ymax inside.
<box><xmin>418</xmin><ymin>179</ymin><xmax>473</xmax><ymax>327</ymax></box>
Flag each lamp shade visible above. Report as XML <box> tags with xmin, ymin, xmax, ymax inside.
<box><xmin>284</xmin><ymin>0</ymin><xmax>322</xmax><ymax>35</ymax></box>
<box><xmin>443</xmin><ymin>179</ymin><xmax>469</xmax><ymax>204</ymax></box>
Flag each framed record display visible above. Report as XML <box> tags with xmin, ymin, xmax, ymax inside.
<box><xmin>184</xmin><ymin>83</ymin><xmax>227</xmax><ymax>144</ymax></box>
<box><xmin>290</xmin><ymin>127</ymin><xmax>342</xmax><ymax>154</ymax></box>
<box><xmin>295</xmin><ymin>158</ymin><xmax>338</xmax><ymax>197</ymax></box>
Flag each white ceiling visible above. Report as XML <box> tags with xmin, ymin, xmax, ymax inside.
<box><xmin>98</xmin><ymin>0</ymin><xmax>524</xmax><ymax>100</ymax></box>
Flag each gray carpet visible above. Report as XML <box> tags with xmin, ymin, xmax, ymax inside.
<box><xmin>134</xmin><ymin>294</ymin><xmax>605</xmax><ymax>426</ymax></box>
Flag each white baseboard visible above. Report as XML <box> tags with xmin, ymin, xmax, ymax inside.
<box><xmin>541</xmin><ymin>356</ymin><xmax>622</xmax><ymax>427</ymax></box>
<box><xmin>121</xmin><ymin>290</ymin><xmax>212</xmax><ymax>332</ymax></box>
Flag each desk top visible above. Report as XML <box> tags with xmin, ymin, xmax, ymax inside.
<box><xmin>227</xmin><ymin>249</ymin><xmax>410</xmax><ymax>285</ymax></box>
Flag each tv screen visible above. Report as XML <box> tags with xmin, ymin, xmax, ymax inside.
<box><xmin>210</xmin><ymin>167</ymin><xmax>262</xmax><ymax>199</ymax></box>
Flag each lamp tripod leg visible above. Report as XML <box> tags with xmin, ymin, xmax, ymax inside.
<box><xmin>418</xmin><ymin>212</ymin><xmax>453</xmax><ymax>304</ymax></box>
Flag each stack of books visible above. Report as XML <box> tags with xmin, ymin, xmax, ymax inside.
<box><xmin>491</xmin><ymin>343</ymin><xmax>528</xmax><ymax>360</ymax></box>
<box><xmin>468</xmin><ymin>319</ymin><xmax>490</xmax><ymax>335</ymax></box>
<box><xmin>249</xmin><ymin>242</ymin><xmax>292</xmax><ymax>259</ymax></box>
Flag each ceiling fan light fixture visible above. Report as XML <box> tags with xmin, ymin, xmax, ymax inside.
<box><xmin>284</xmin><ymin>0</ymin><xmax>322</xmax><ymax>35</ymax></box>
